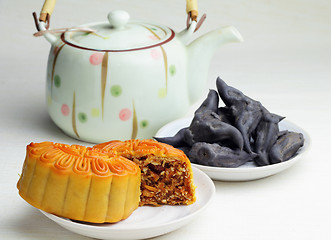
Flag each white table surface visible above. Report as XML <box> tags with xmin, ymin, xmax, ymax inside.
<box><xmin>1</xmin><ymin>0</ymin><xmax>330</xmax><ymax>239</ymax></box>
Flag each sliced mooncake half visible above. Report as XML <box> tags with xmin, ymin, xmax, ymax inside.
<box><xmin>94</xmin><ymin>139</ymin><xmax>196</xmax><ymax>206</ymax></box>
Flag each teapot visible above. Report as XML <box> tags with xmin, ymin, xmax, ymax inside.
<box><xmin>34</xmin><ymin>0</ymin><xmax>243</xmax><ymax>143</ymax></box>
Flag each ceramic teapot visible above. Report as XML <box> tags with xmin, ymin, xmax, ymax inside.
<box><xmin>34</xmin><ymin>1</ymin><xmax>243</xmax><ymax>143</ymax></box>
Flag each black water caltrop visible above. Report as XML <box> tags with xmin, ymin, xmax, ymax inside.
<box><xmin>154</xmin><ymin>77</ymin><xmax>304</xmax><ymax>168</ymax></box>
<box><xmin>188</xmin><ymin>142</ymin><xmax>256</xmax><ymax>168</ymax></box>
<box><xmin>269</xmin><ymin>131</ymin><xmax>304</xmax><ymax>164</ymax></box>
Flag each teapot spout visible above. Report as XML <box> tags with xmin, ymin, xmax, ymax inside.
<box><xmin>187</xmin><ymin>26</ymin><xmax>243</xmax><ymax>104</ymax></box>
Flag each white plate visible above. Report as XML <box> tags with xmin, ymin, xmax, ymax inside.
<box><xmin>156</xmin><ymin>118</ymin><xmax>311</xmax><ymax>181</ymax></box>
<box><xmin>40</xmin><ymin>166</ymin><xmax>215</xmax><ymax>240</ymax></box>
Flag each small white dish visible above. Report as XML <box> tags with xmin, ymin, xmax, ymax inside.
<box><xmin>156</xmin><ymin>117</ymin><xmax>311</xmax><ymax>181</ymax></box>
<box><xmin>40</xmin><ymin>166</ymin><xmax>215</xmax><ymax>240</ymax></box>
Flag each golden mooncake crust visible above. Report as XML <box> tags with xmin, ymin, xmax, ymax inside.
<box><xmin>17</xmin><ymin>142</ymin><xmax>141</xmax><ymax>223</ymax></box>
<box><xmin>94</xmin><ymin>139</ymin><xmax>190</xmax><ymax>161</ymax></box>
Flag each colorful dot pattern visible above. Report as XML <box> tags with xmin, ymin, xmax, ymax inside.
<box><xmin>110</xmin><ymin>85</ymin><xmax>122</xmax><ymax>97</ymax></box>
<box><xmin>78</xmin><ymin>112</ymin><xmax>88</xmax><ymax>123</ymax></box>
<box><xmin>150</xmin><ymin>48</ymin><xmax>162</xmax><ymax>60</ymax></box>
<box><xmin>61</xmin><ymin>104</ymin><xmax>70</xmax><ymax>116</ymax></box>
<box><xmin>169</xmin><ymin>65</ymin><xmax>176</xmax><ymax>76</ymax></box>
<box><xmin>91</xmin><ymin>108</ymin><xmax>100</xmax><ymax>117</ymax></box>
<box><xmin>53</xmin><ymin>33</ymin><xmax>177</xmax><ymax>136</ymax></box>
<box><xmin>54</xmin><ymin>75</ymin><xmax>61</xmax><ymax>88</ymax></box>
<box><xmin>89</xmin><ymin>52</ymin><xmax>104</xmax><ymax>65</ymax></box>
<box><xmin>119</xmin><ymin>108</ymin><xmax>132</xmax><ymax>121</ymax></box>
<box><xmin>158</xmin><ymin>88</ymin><xmax>167</xmax><ymax>98</ymax></box>
<box><xmin>140</xmin><ymin>120</ymin><xmax>149</xmax><ymax>128</ymax></box>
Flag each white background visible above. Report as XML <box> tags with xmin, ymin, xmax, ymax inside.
<box><xmin>1</xmin><ymin>0</ymin><xmax>330</xmax><ymax>239</ymax></box>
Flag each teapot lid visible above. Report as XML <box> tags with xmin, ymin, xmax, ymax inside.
<box><xmin>61</xmin><ymin>10</ymin><xmax>175</xmax><ymax>51</ymax></box>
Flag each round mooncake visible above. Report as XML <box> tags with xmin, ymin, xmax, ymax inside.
<box><xmin>17</xmin><ymin>142</ymin><xmax>141</xmax><ymax>223</ymax></box>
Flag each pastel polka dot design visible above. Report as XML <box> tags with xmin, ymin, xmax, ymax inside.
<box><xmin>148</xmin><ymin>35</ymin><xmax>159</xmax><ymax>40</ymax></box>
<box><xmin>119</xmin><ymin>108</ymin><xmax>132</xmax><ymax>121</ymax></box>
<box><xmin>169</xmin><ymin>65</ymin><xmax>176</xmax><ymax>76</ymax></box>
<box><xmin>89</xmin><ymin>52</ymin><xmax>104</xmax><ymax>65</ymax></box>
<box><xmin>91</xmin><ymin>108</ymin><xmax>100</xmax><ymax>117</ymax></box>
<box><xmin>158</xmin><ymin>88</ymin><xmax>167</xmax><ymax>99</ymax></box>
<box><xmin>54</xmin><ymin>37</ymin><xmax>176</xmax><ymax>139</ymax></box>
<box><xmin>78</xmin><ymin>112</ymin><xmax>88</xmax><ymax>123</ymax></box>
<box><xmin>110</xmin><ymin>85</ymin><xmax>122</xmax><ymax>97</ymax></box>
<box><xmin>150</xmin><ymin>48</ymin><xmax>162</xmax><ymax>60</ymax></box>
<box><xmin>61</xmin><ymin>104</ymin><xmax>70</xmax><ymax>116</ymax></box>
<box><xmin>47</xmin><ymin>95</ymin><xmax>52</xmax><ymax>105</ymax></box>
<box><xmin>140</xmin><ymin>120</ymin><xmax>149</xmax><ymax>128</ymax></box>
<box><xmin>54</xmin><ymin>75</ymin><xmax>61</xmax><ymax>88</ymax></box>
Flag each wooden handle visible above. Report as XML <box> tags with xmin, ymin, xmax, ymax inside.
<box><xmin>39</xmin><ymin>0</ymin><xmax>56</xmax><ymax>22</ymax></box>
<box><xmin>186</xmin><ymin>0</ymin><xmax>198</xmax><ymax>21</ymax></box>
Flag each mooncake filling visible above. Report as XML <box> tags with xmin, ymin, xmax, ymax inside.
<box><xmin>132</xmin><ymin>155</ymin><xmax>194</xmax><ymax>206</ymax></box>
<box><xmin>94</xmin><ymin>139</ymin><xmax>196</xmax><ymax>206</ymax></box>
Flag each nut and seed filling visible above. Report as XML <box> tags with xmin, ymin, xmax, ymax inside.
<box><xmin>128</xmin><ymin>156</ymin><xmax>195</xmax><ymax>206</ymax></box>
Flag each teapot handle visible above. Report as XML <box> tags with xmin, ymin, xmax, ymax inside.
<box><xmin>39</xmin><ymin>0</ymin><xmax>56</xmax><ymax>23</ymax></box>
<box><xmin>37</xmin><ymin>0</ymin><xmax>200</xmax><ymax>24</ymax></box>
<box><xmin>186</xmin><ymin>0</ymin><xmax>199</xmax><ymax>21</ymax></box>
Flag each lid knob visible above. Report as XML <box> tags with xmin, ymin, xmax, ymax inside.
<box><xmin>107</xmin><ymin>10</ymin><xmax>130</xmax><ymax>29</ymax></box>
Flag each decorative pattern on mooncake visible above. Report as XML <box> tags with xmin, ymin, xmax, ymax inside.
<box><xmin>17</xmin><ymin>142</ymin><xmax>141</xmax><ymax>223</ymax></box>
<box><xmin>94</xmin><ymin>139</ymin><xmax>196</xmax><ymax>206</ymax></box>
